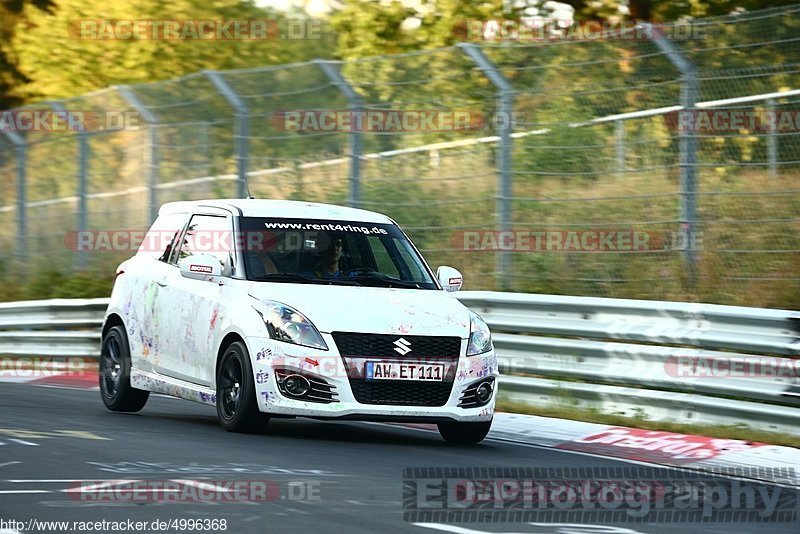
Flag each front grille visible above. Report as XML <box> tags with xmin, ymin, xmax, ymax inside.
<box><xmin>275</xmin><ymin>369</ymin><xmax>338</xmax><ymax>404</ymax></box>
<box><xmin>349</xmin><ymin>380</ymin><xmax>453</xmax><ymax>406</ymax></box>
<box><xmin>332</xmin><ymin>332</ymin><xmax>460</xmax><ymax>360</ymax></box>
<box><xmin>332</xmin><ymin>332</ymin><xmax>460</xmax><ymax>406</ymax></box>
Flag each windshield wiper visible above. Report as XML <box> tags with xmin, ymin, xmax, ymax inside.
<box><xmin>348</xmin><ymin>274</ymin><xmax>422</xmax><ymax>289</ymax></box>
<box><xmin>249</xmin><ymin>273</ymin><xmax>359</xmax><ymax>286</ymax></box>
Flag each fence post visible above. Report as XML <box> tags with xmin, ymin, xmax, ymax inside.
<box><xmin>204</xmin><ymin>71</ymin><xmax>249</xmax><ymax>198</ymax></box>
<box><xmin>645</xmin><ymin>24</ymin><xmax>699</xmax><ymax>285</ymax></box>
<box><xmin>615</xmin><ymin>119</ymin><xmax>625</xmax><ymax>178</ymax></box>
<box><xmin>117</xmin><ymin>86</ymin><xmax>160</xmax><ymax>223</ymax></box>
<box><xmin>2</xmin><ymin>131</ymin><xmax>27</xmax><ymax>264</ymax></box>
<box><xmin>458</xmin><ymin>43</ymin><xmax>514</xmax><ymax>290</ymax></box>
<box><xmin>51</xmin><ymin>101</ymin><xmax>89</xmax><ymax>267</ymax></box>
<box><xmin>767</xmin><ymin>98</ymin><xmax>777</xmax><ymax>178</ymax></box>
<box><xmin>316</xmin><ymin>60</ymin><xmax>363</xmax><ymax>208</ymax></box>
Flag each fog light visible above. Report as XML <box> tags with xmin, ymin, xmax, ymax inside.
<box><xmin>476</xmin><ymin>381</ymin><xmax>493</xmax><ymax>403</ymax></box>
<box><xmin>283</xmin><ymin>374</ymin><xmax>311</xmax><ymax>397</ymax></box>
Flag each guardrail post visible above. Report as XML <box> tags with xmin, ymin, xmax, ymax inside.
<box><xmin>204</xmin><ymin>71</ymin><xmax>249</xmax><ymax>198</ymax></box>
<box><xmin>2</xmin><ymin>130</ymin><xmax>27</xmax><ymax>264</ymax></box>
<box><xmin>644</xmin><ymin>24</ymin><xmax>699</xmax><ymax>285</ymax></box>
<box><xmin>767</xmin><ymin>98</ymin><xmax>777</xmax><ymax>178</ymax></box>
<box><xmin>316</xmin><ymin>60</ymin><xmax>363</xmax><ymax>208</ymax></box>
<box><xmin>117</xmin><ymin>86</ymin><xmax>160</xmax><ymax>223</ymax></box>
<box><xmin>458</xmin><ymin>43</ymin><xmax>514</xmax><ymax>290</ymax></box>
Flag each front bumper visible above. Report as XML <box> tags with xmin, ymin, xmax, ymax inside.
<box><xmin>245</xmin><ymin>334</ymin><xmax>498</xmax><ymax>422</ymax></box>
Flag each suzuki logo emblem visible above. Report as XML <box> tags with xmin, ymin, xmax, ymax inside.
<box><xmin>393</xmin><ymin>337</ymin><xmax>412</xmax><ymax>355</ymax></box>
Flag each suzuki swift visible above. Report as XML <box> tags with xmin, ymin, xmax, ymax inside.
<box><xmin>100</xmin><ymin>199</ymin><xmax>497</xmax><ymax>444</ymax></box>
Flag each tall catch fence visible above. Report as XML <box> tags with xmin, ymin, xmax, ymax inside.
<box><xmin>1</xmin><ymin>5</ymin><xmax>799</xmax><ymax>308</ymax></box>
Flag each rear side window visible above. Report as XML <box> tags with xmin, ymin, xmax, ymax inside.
<box><xmin>137</xmin><ymin>213</ymin><xmax>189</xmax><ymax>261</ymax></box>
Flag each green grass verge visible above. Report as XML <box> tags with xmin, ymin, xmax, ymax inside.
<box><xmin>0</xmin><ymin>267</ymin><xmax>113</xmax><ymax>302</ymax></box>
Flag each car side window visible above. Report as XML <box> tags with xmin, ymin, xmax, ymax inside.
<box><xmin>367</xmin><ymin>236</ymin><xmax>400</xmax><ymax>277</ymax></box>
<box><xmin>177</xmin><ymin>214</ymin><xmax>234</xmax><ymax>273</ymax></box>
<box><xmin>392</xmin><ymin>238</ymin><xmax>427</xmax><ymax>281</ymax></box>
<box><xmin>136</xmin><ymin>213</ymin><xmax>189</xmax><ymax>262</ymax></box>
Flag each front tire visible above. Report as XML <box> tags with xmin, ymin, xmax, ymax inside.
<box><xmin>100</xmin><ymin>325</ymin><xmax>149</xmax><ymax>412</ymax></box>
<box><xmin>216</xmin><ymin>341</ymin><xmax>268</xmax><ymax>433</ymax></box>
<box><xmin>437</xmin><ymin>419</ymin><xmax>492</xmax><ymax>444</ymax></box>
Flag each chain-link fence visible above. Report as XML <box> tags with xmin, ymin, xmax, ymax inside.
<box><xmin>1</xmin><ymin>5</ymin><xmax>799</xmax><ymax>308</ymax></box>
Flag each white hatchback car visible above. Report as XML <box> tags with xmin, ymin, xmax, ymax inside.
<box><xmin>101</xmin><ymin>199</ymin><xmax>498</xmax><ymax>443</ymax></box>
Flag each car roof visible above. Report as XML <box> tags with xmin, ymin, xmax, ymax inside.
<box><xmin>159</xmin><ymin>199</ymin><xmax>395</xmax><ymax>224</ymax></box>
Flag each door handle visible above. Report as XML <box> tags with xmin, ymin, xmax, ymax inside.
<box><xmin>155</xmin><ymin>279</ymin><xmax>167</xmax><ymax>287</ymax></box>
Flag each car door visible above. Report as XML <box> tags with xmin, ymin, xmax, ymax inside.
<box><xmin>155</xmin><ymin>212</ymin><xmax>234</xmax><ymax>386</ymax></box>
<box><xmin>125</xmin><ymin>212</ymin><xmax>189</xmax><ymax>374</ymax></box>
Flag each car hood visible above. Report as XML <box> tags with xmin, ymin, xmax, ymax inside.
<box><xmin>247</xmin><ymin>283</ymin><xmax>470</xmax><ymax>337</ymax></box>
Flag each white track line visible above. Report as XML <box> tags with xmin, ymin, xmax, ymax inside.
<box><xmin>37</xmin><ymin>385</ymin><xmax>99</xmax><ymax>391</ymax></box>
<box><xmin>415</xmin><ymin>524</ymin><xmax>648</xmax><ymax>534</ymax></box>
<box><xmin>413</xmin><ymin>524</ymin><xmax>499</xmax><ymax>534</ymax></box>
<box><xmin>60</xmin><ymin>480</ymin><xmax>141</xmax><ymax>493</ymax></box>
<box><xmin>10</xmin><ymin>479</ymin><xmax>98</xmax><ymax>483</ymax></box>
<box><xmin>8</xmin><ymin>439</ymin><xmax>38</xmax><ymax>446</ymax></box>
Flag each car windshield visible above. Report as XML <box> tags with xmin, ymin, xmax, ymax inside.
<box><xmin>239</xmin><ymin>217</ymin><xmax>438</xmax><ymax>289</ymax></box>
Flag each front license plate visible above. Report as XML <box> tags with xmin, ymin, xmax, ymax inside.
<box><xmin>365</xmin><ymin>361</ymin><xmax>444</xmax><ymax>381</ymax></box>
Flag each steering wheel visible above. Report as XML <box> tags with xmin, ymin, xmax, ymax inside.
<box><xmin>340</xmin><ymin>267</ymin><xmax>377</xmax><ymax>277</ymax></box>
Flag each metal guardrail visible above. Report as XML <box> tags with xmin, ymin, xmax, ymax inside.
<box><xmin>458</xmin><ymin>292</ymin><xmax>800</xmax><ymax>356</ymax></box>
<box><xmin>0</xmin><ymin>298</ymin><xmax>106</xmax><ymax>357</ymax></box>
<box><xmin>458</xmin><ymin>291</ymin><xmax>800</xmax><ymax>435</ymax></box>
<box><xmin>0</xmin><ymin>293</ymin><xmax>798</xmax><ymax>435</ymax></box>
<box><xmin>500</xmin><ymin>376</ymin><xmax>800</xmax><ymax>437</ymax></box>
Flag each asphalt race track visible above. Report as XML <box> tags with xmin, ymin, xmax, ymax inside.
<box><xmin>0</xmin><ymin>383</ymin><xmax>797</xmax><ymax>534</ymax></box>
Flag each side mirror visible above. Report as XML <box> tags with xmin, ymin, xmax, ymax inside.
<box><xmin>178</xmin><ymin>254</ymin><xmax>223</xmax><ymax>281</ymax></box>
<box><xmin>436</xmin><ymin>266</ymin><xmax>463</xmax><ymax>292</ymax></box>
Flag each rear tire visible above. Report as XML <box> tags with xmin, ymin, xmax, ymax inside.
<box><xmin>216</xmin><ymin>341</ymin><xmax>269</xmax><ymax>433</ymax></box>
<box><xmin>437</xmin><ymin>419</ymin><xmax>492</xmax><ymax>444</ymax></box>
<box><xmin>100</xmin><ymin>325</ymin><xmax>149</xmax><ymax>412</ymax></box>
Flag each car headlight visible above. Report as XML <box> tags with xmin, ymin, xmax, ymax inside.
<box><xmin>467</xmin><ymin>311</ymin><xmax>492</xmax><ymax>356</ymax></box>
<box><xmin>255</xmin><ymin>301</ymin><xmax>328</xmax><ymax>350</ymax></box>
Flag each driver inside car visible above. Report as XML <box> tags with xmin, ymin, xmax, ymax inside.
<box><xmin>309</xmin><ymin>236</ymin><xmax>345</xmax><ymax>278</ymax></box>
